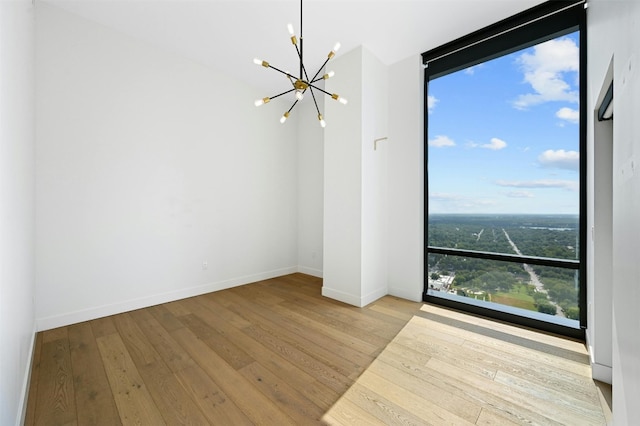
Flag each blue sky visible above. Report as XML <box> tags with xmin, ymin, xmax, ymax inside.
<box><xmin>428</xmin><ymin>32</ymin><xmax>580</xmax><ymax>215</ymax></box>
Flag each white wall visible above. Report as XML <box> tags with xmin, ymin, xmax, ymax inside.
<box><xmin>0</xmin><ymin>1</ymin><xmax>36</xmax><ymax>425</ymax></box>
<box><xmin>586</xmin><ymin>54</ymin><xmax>613</xmax><ymax>383</ymax></box>
<box><xmin>361</xmin><ymin>48</ymin><xmax>389</xmax><ymax>304</ymax></box>
<box><xmin>297</xmin><ymin>100</ymin><xmax>324</xmax><ymax>277</ymax></box>
<box><xmin>323</xmin><ymin>46</ymin><xmax>389</xmax><ymax>306</ymax></box>
<box><xmin>387</xmin><ymin>55</ymin><xmax>424</xmax><ymax>302</ymax></box>
<box><xmin>323</xmin><ymin>47</ymin><xmax>364</xmax><ymax>305</ymax></box>
<box><xmin>587</xmin><ymin>0</ymin><xmax>640</xmax><ymax>423</ymax></box>
<box><xmin>35</xmin><ymin>3</ymin><xmax>298</xmax><ymax>330</ymax></box>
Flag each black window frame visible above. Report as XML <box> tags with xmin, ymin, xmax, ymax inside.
<box><xmin>422</xmin><ymin>0</ymin><xmax>587</xmax><ymax>340</ymax></box>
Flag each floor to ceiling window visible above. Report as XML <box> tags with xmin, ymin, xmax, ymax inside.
<box><xmin>423</xmin><ymin>1</ymin><xmax>586</xmax><ymax>338</ymax></box>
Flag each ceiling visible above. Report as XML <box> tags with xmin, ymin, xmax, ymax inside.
<box><xmin>42</xmin><ymin>0</ymin><xmax>546</xmax><ymax>93</ymax></box>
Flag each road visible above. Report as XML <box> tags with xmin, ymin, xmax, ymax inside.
<box><xmin>501</xmin><ymin>228</ymin><xmax>565</xmax><ymax>318</ymax></box>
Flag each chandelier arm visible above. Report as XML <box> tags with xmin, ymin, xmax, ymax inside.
<box><xmin>268</xmin><ymin>87</ymin><xmax>297</xmax><ymax>101</ymax></box>
<box><xmin>266</xmin><ymin>63</ymin><xmax>296</xmax><ymax>80</ymax></box>
<box><xmin>310</xmin><ymin>75</ymin><xmax>327</xmax><ymax>84</ymax></box>
<box><xmin>308</xmin><ymin>87</ymin><xmax>321</xmax><ymax>117</ymax></box>
<box><xmin>287</xmin><ymin>100</ymin><xmax>299</xmax><ymax>114</ymax></box>
<box><xmin>310</xmin><ymin>57</ymin><xmax>331</xmax><ymax>83</ymax></box>
<box><xmin>300</xmin><ymin>38</ymin><xmax>304</xmax><ymax>80</ymax></box>
<box><xmin>291</xmin><ymin>43</ymin><xmax>313</xmax><ymax>84</ymax></box>
<box><xmin>293</xmin><ymin>43</ymin><xmax>303</xmax><ymax>69</ymax></box>
<box><xmin>301</xmin><ymin>63</ymin><xmax>312</xmax><ymax>83</ymax></box>
<box><xmin>308</xmin><ymin>83</ymin><xmax>333</xmax><ymax>97</ymax></box>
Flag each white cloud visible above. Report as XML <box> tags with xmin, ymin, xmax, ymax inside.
<box><xmin>481</xmin><ymin>138</ymin><xmax>507</xmax><ymax>150</ymax></box>
<box><xmin>556</xmin><ymin>107</ymin><xmax>579</xmax><ymax>124</ymax></box>
<box><xmin>429</xmin><ymin>192</ymin><xmax>462</xmax><ymax>201</ymax></box>
<box><xmin>538</xmin><ymin>149</ymin><xmax>579</xmax><ymax>171</ymax></box>
<box><xmin>495</xmin><ymin>179</ymin><xmax>578</xmax><ymax>191</ymax></box>
<box><xmin>429</xmin><ymin>193</ymin><xmax>497</xmax><ymax>211</ymax></box>
<box><xmin>428</xmin><ymin>135</ymin><xmax>455</xmax><ymax>147</ymax></box>
<box><xmin>427</xmin><ymin>95</ymin><xmax>438</xmax><ymax>114</ymax></box>
<box><xmin>466</xmin><ymin>138</ymin><xmax>507</xmax><ymax>150</ymax></box>
<box><xmin>513</xmin><ymin>37</ymin><xmax>579</xmax><ymax>109</ymax></box>
<box><xmin>506</xmin><ymin>191</ymin><xmax>534</xmax><ymax>198</ymax></box>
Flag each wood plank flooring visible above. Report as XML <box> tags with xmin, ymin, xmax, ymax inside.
<box><xmin>25</xmin><ymin>273</ymin><xmax>611</xmax><ymax>425</ymax></box>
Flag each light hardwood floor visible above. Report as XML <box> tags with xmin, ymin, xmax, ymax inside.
<box><xmin>25</xmin><ymin>273</ymin><xmax>611</xmax><ymax>425</ymax></box>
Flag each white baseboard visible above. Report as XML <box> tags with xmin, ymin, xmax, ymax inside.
<box><xmin>321</xmin><ymin>285</ymin><xmax>387</xmax><ymax>307</ymax></box>
<box><xmin>17</xmin><ymin>324</ymin><xmax>38</xmax><ymax>426</ymax></box>
<box><xmin>297</xmin><ymin>265</ymin><xmax>323</xmax><ymax>278</ymax></box>
<box><xmin>322</xmin><ymin>286</ymin><xmax>363</xmax><ymax>307</ymax></box>
<box><xmin>388</xmin><ymin>285</ymin><xmax>422</xmax><ymax>302</ymax></box>
<box><xmin>361</xmin><ymin>287</ymin><xmax>388</xmax><ymax>307</ymax></box>
<box><xmin>586</xmin><ymin>338</ymin><xmax>613</xmax><ymax>384</ymax></box>
<box><xmin>592</xmin><ymin>361</ymin><xmax>613</xmax><ymax>384</ymax></box>
<box><xmin>35</xmin><ymin>266</ymin><xmax>298</xmax><ymax>331</ymax></box>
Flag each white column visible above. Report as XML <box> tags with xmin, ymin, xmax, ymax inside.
<box><xmin>322</xmin><ymin>46</ymin><xmax>389</xmax><ymax>306</ymax></box>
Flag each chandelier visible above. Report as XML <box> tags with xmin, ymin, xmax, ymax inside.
<box><xmin>253</xmin><ymin>0</ymin><xmax>347</xmax><ymax>127</ymax></box>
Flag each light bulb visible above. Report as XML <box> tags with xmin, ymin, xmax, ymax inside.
<box><xmin>318</xmin><ymin>114</ymin><xmax>326</xmax><ymax>128</ymax></box>
<box><xmin>331</xmin><ymin>93</ymin><xmax>348</xmax><ymax>105</ymax></box>
<box><xmin>254</xmin><ymin>97</ymin><xmax>270</xmax><ymax>107</ymax></box>
<box><xmin>295</xmin><ymin>90</ymin><xmax>304</xmax><ymax>101</ymax></box>
<box><xmin>323</xmin><ymin>70</ymin><xmax>335</xmax><ymax>80</ymax></box>
<box><xmin>328</xmin><ymin>42</ymin><xmax>341</xmax><ymax>59</ymax></box>
<box><xmin>280</xmin><ymin>112</ymin><xmax>290</xmax><ymax>124</ymax></box>
<box><xmin>253</xmin><ymin>58</ymin><xmax>268</xmax><ymax>68</ymax></box>
<box><xmin>288</xmin><ymin>24</ymin><xmax>297</xmax><ymax>45</ymax></box>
